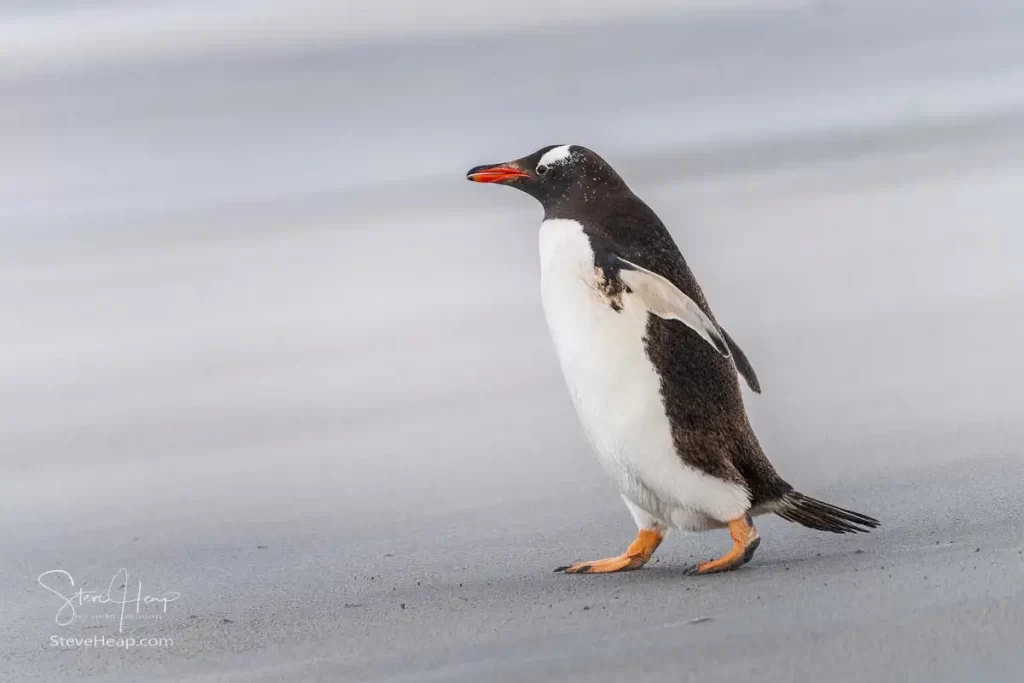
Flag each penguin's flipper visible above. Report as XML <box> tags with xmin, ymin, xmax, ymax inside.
<box><xmin>721</xmin><ymin>327</ymin><xmax>761</xmax><ymax>394</ymax></box>
<box><xmin>613</xmin><ymin>255</ymin><xmax>730</xmax><ymax>358</ymax></box>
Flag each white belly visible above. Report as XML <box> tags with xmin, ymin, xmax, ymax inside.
<box><xmin>538</xmin><ymin>219</ymin><xmax>749</xmax><ymax>530</ymax></box>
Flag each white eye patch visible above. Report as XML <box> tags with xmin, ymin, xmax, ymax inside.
<box><xmin>537</xmin><ymin>145</ymin><xmax>573</xmax><ymax>169</ymax></box>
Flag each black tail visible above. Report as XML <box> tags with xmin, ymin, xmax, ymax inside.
<box><xmin>775</xmin><ymin>491</ymin><xmax>879</xmax><ymax>534</ymax></box>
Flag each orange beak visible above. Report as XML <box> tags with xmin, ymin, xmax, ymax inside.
<box><xmin>466</xmin><ymin>164</ymin><xmax>530</xmax><ymax>183</ymax></box>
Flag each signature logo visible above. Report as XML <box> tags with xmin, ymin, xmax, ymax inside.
<box><xmin>37</xmin><ymin>568</ymin><xmax>181</xmax><ymax>633</ymax></box>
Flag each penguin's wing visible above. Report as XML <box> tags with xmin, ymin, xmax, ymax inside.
<box><xmin>612</xmin><ymin>255</ymin><xmax>730</xmax><ymax>358</ymax></box>
<box><xmin>720</xmin><ymin>327</ymin><xmax>762</xmax><ymax>394</ymax></box>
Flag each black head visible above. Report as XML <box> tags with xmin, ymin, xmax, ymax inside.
<box><xmin>466</xmin><ymin>145</ymin><xmax>629</xmax><ymax>213</ymax></box>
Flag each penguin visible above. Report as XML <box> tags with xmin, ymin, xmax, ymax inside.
<box><xmin>466</xmin><ymin>144</ymin><xmax>879</xmax><ymax>575</ymax></box>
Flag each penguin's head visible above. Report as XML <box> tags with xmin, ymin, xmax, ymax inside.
<box><xmin>466</xmin><ymin>144</ymin><xmax>628</xmax><ymax>210</ymax></box>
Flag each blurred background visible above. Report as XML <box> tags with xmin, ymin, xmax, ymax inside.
<box><xmin>2</xmin><ymin>1</ymin><xmax>1023</xmax><ymax>681</ymax></box>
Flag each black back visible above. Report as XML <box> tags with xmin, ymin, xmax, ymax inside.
<box><xmin>523</xmin><ymin>146</ymin><xmax>790</xmax><ymax>504</ymax></box>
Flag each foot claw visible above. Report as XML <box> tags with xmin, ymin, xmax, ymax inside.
<box><xmin>742</xmin><ymin>537</ymin><xmax>761</xmax><ymax>564</ymax></box>
<box><xmin>685</xmin><ymin>561</ymin><xmax>740</xmax><ymax>576</ymax></box>
<box><xmin>555</xmin><ymin>558</ymin><xmax>639</xmax><ymax>574</ymax></box>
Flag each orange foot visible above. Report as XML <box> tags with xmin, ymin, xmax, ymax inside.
<box><xmin>683</xmin><ymin>515</ymin><xmax>760</xmax><ymax>575</ymax></box>
<box><xmin>555</xmin><ymin>528</ymin><xmax>664</xmax><ymax>574</ymax></box>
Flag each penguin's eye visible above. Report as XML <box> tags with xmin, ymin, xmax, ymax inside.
<box><xmin>536</xmin><ymin>164</ymin><xmax>549</xmax><ymax>176</ymax></box>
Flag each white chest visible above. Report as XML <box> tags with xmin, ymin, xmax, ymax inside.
<box><xmin>536</xmin><ymin>219</ymin><xmax>749</xmax><ymax>528</ymax></box>
<box><xmin>538</xmin><ymin>219</ymin><xmax>661</xmax><ymax>431</ymax></box>
<box><xmin>538</xmin><ymin>220</ymin><xmax>671</xmax><ymax>489</ymax></box>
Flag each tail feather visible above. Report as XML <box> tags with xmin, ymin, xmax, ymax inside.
<box><xmin>775</xmin><ymin>491</ymin><xmax>879</xmax><ymax>534</ymax></box>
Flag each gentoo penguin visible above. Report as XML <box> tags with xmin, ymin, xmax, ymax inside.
<box><xmin>467</xmin><ymin>145</ymin><xmax>879</xmax><ymax>575</ymax></box>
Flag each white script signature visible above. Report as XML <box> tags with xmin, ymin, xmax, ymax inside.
<box><xmin>37</xmin><ymin>568</ymin><xmax>181</xmax><ymax>632</ymax></box>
